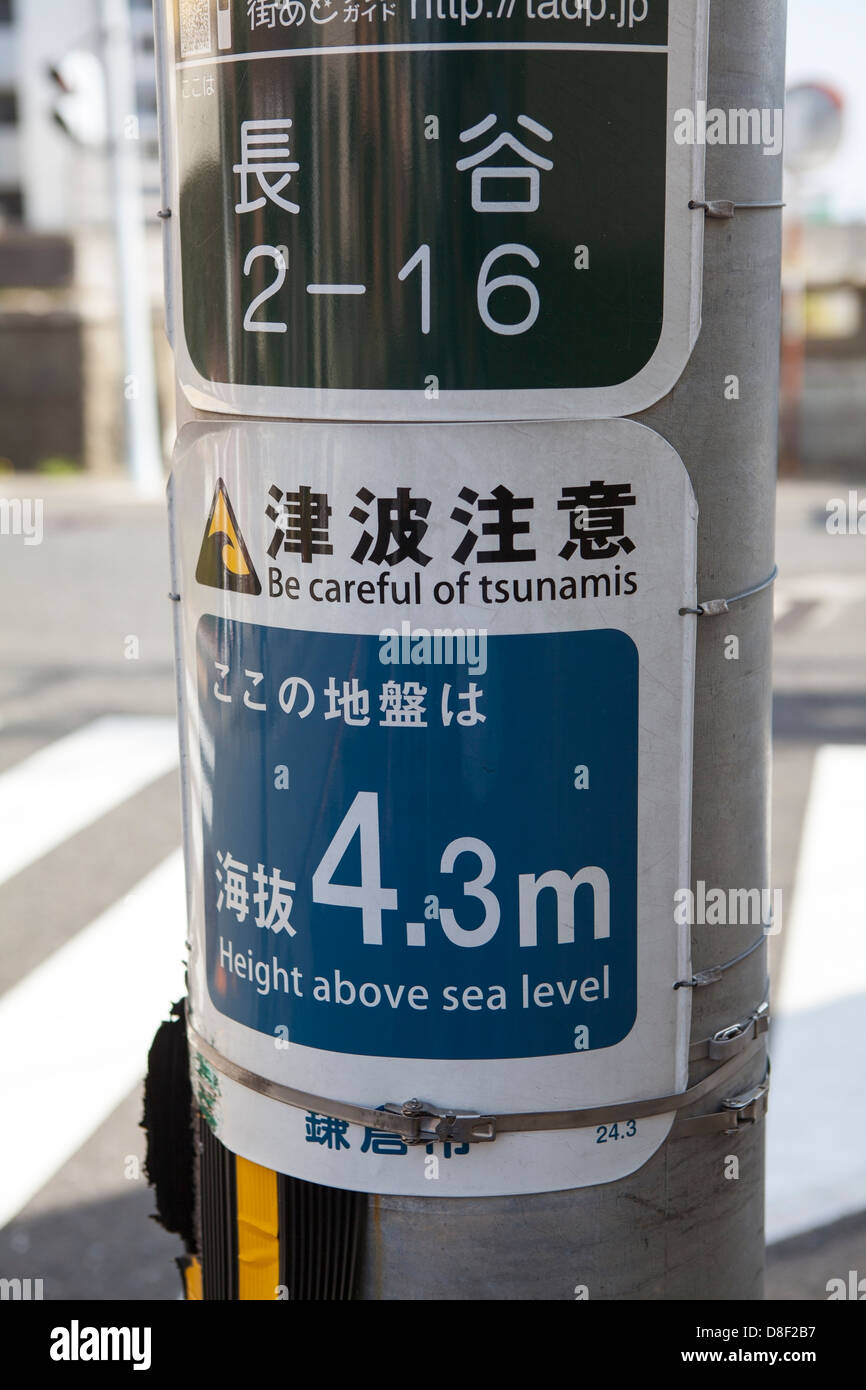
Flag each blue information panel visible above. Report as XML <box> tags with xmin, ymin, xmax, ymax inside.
<box><xmin>199</xmin><ymin>617</ymin><xmax>637</xmax><ymax>1059</ymax></box>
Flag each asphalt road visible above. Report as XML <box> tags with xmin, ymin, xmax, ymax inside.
<box><xmin>0</xmin><ymin>473</ymin><xmax>862</xmax><ymax>1301</ymax></box>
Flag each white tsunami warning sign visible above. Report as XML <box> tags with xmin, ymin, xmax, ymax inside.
<box><xmin>169</xmin><ymin>417</ymin><xmax>697</xmax><ymax>1194</ymax></box>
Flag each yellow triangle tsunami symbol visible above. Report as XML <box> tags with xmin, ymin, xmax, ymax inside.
<box><xmin>196</xmin><ymin>479</ymin><xmax>261</xmax><ymax>596</ymax></box>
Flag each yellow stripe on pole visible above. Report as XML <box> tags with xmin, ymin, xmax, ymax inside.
<box><xmin>236</xmin><ymin>1155</ymin><xmax>280</xmax><ymax>1300</ymax></box>
<box><xmin>183</xmin><ymin>1256</ymin><xmax>203</xmax><ymax>1302</ymax></box>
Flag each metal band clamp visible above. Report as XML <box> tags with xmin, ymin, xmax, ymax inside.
<box><xmin>188</xmin><ymin>1027</ymin><xmax>768</xmax><ymax>1147</ymax></box>
<box><xmin>689</xmin><ymin>1001</ymin><xmax>769</xmax><ymax>1063</ymax></box>
<box><xmin>383</xmin><ymin>1099</ymin><xmax>496</xmax><ymax>1146</ymax></box>
<box><xmin>675</xmin><ymin>1070</ymin><xmax>770</xmax><ymax>1138</ymax></box>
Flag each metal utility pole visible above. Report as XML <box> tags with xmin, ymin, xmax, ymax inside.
<box><xmin>150</xmin><ymin>0</ymin><xmax>783</xmax><ymax>1300</ymax></box>
<box><xmin>102</xmin><ymin>0</ymin><xmax>163</xmax><ymax>493</ymax></box>
<box><xmin>358</xmin><ymin>0</ymin><xmax>784</xmax><ymax>1300</ymax></box>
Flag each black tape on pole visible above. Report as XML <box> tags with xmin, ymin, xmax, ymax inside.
<box><xmin>199</xmin><ymin>1118</ymin><xmax>239</xmax><ymax>1301</ymax></box>
<box><xmin>278</xmin><ymin>1173</ymin><xmax>366</xmax><ymax>1301</ymax></box>
<box><xmin>142</xmin><ymin>998</ymin><xmax>196</xmax><ymax>1252</ymax></box>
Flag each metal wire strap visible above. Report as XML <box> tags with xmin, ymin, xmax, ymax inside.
<box><xmin>187</xmin><ymin>1026</ymin><xmax>768</xmax><ymax>1147</ymax></box>
<box><xmin>679</xmin><ymin>564</ymin><xmax>779</xmax><ymax>617</ymax></box>
<box><xmin>689</xmin><ymin>199</ymin><xmax>786</xmax><ymax>219</ymax></box>
<box><xmin>673</xmin><ymin>935</ymin><xmax>766</xmax><ymax>989</ymax></box>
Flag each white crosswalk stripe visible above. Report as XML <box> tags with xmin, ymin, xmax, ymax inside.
<box><xmin>766</xmin><ymin>745</ymin><xmax>866</xmax><ymax>1243</ymax></box>
<box><xmin>0</xmin><ymin>716</ymin><xmax>179</xmax><ymax>889</ymax></box>
<box><xmin>0</xmin><ymin>850</ymin><xmax>186</xmax><ymax>1231</ymax></box>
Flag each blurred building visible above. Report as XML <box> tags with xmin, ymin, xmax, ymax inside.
<box><xmin>781</xmin><ymin>0</ymin><xmax>866</xmax><ymax>480</ymax></box>
<box><xmin>781</xmin><ymin>221</ymin><xmax>866</xmax><ymax>481</ymax></box>
<box><xmin>0</xmin><ymin>0</ymin><xmax>159</xmax><ymax>228</ymax></box>
<box><xmin>0</xmin><ymin>1</ymin><xmax>20</xmax><ymax>223</ymax></box>
<box><xmin>0</xmin><ymin>0</ymin><xmax>167</xmax><ymax>476</ymax></box>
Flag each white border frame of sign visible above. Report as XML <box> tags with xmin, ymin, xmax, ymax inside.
<box><xmin>156</xmin><ymin>0</ymin><xmax>709</xmax><ymax>422</ymax></box>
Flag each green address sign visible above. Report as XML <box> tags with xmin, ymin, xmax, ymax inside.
<box><xmin>158</xmin><ymin>0</ymin><xmax>707</xmax><ymax>418</ymax></box>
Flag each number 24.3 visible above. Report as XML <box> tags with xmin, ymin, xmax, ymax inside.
<box><xmin>596</xmin><ymin>1120</ymin><xmax>637</xmax><ymax>1143</ymax></box>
